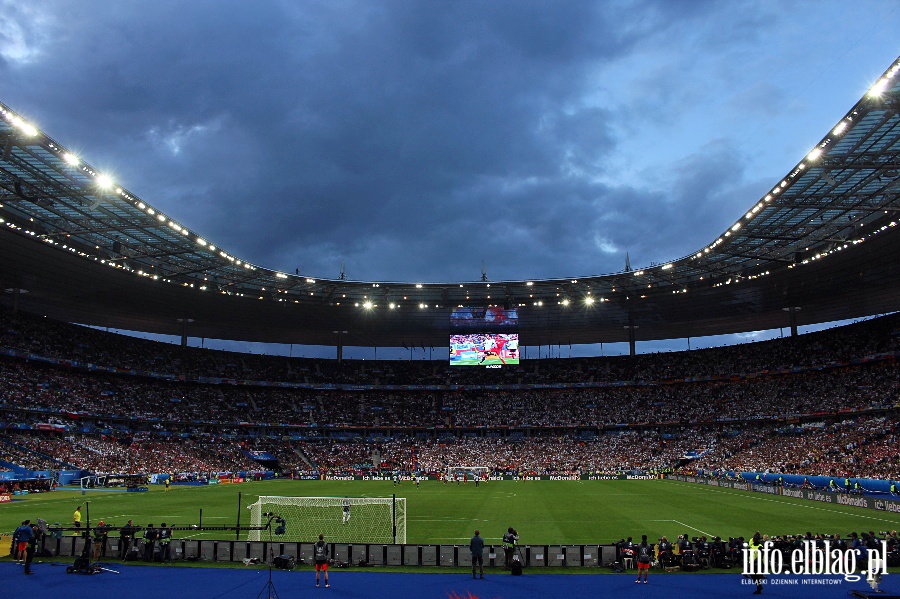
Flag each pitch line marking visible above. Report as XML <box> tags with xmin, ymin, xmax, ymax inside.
<box><xmin>649</xmin><ymin>519</ymin><xmax>714</xmax><ymax>537</ymax></box>
<box><xmin>663</xmin><ymin>480</ymin><xmax>900</xmax><ymax>525</ymax></box>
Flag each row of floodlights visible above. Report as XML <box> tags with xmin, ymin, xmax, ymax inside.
<box><xmin>4</xmin><ymin>59</ymin><xmax>897</xmax><ymax>294</ymax></box>
<box><xmin>691</xmin><ymin>58</ymin><xmax>900</xmax><ymax>262</ymax></box>
<box><xmin>351</xmin><ymin>294</ymin><xmax>615</xmax><ymax>310</ymax></box>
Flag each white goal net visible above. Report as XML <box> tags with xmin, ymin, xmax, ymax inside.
<box><xmin>79</xmin><ymin>474</ymin><xmax>103</xmax><ymax>490</ymax></box>
<box><xmin>445</xmin><ymin>466</ymin><xmax>489</xmax><ymax>480</ymax></box>
<box><xmin>248</xmin><ymin>496</ymin><xmax>406</xmax><ymax>544</ymax></box>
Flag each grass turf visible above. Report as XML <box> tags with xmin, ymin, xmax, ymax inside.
<box><xmin>3</xmin><ymin>479</ymin><xmax>900</xmax><ymax>546</ymax></box>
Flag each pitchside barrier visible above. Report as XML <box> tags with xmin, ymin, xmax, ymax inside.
<box><xmin>665</xmin><ymin>474</ymin><xmax>900</xmax><ymax>514</ymax></box>
<box><xmin>40</xmin><ymin>535</ymin><xmax>616</xmax><ymax>567</ymax></box>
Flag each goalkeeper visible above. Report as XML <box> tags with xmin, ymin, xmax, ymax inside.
<box><xmin>342</xmin><ymin>496</ymin><xmax>351</xmax><ymax>525</ymax></box>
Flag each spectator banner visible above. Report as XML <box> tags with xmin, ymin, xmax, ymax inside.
<box><xmin>0</xmin><ymin>494</ymin><xmax>11</xmax><ymax>502</ymax></box>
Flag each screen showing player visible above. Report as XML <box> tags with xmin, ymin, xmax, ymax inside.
<box><xmin>450</xmin><ymin>333</ymin><xmax>519</xmax><ymax>367</ymax></box>
<box><xmin>450</xmin><ymin>306</ymin><xmax>518</xmax><ymax>328</ymax></box>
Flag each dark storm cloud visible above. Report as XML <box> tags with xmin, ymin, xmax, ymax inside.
<box><xmin>2</xmin><ymin>0</ymin><xmax>895</xmax><ymax>286</ymax></box>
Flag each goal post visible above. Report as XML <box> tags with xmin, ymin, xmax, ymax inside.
<box><xmin>248</xmin><ymin>495</ymin><xmax>406</xmax><ymax>544</ymax></box>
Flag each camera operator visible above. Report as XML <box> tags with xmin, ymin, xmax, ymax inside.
<box><xmin>143</xmin><ymin>524</ymin><xmax>157</xmax><ymax>561</ymax></box>
<box><xmin>158</xmin><ymin>522</ymin><xmax>172</xmax><ymax>562</ymax></box>
<box><xmin>678</xmin><ymin>532</ymin><xmax>692</xmax><ymax>553</ymax></box>
<box><xmin>697</xmin><ymin>535</ymin><xmax>711</xmax><ymax>566</ymax></box>
<box><xmin>119</xmin><ymin>520</ymin><xmax>137</xmax><ymax>559</ymax></box>
<box><xmin>656</xmin><ymin>536</ymin><xmax>675</xmax><ymax>568</ymax></box>
<box><xmin>502</xmin><ymin>527</ymin><xmax>518</xmax><ymax>569</ymax></box>
<box><xmin>93</xmin><ymin>520</ymin><xmax>110</xmax><ymax>560</ymax></box>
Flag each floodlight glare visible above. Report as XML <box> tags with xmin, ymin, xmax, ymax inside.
<box><xmin>11</xmin><ymin>116</ymin><xmax>38</xmax><ymax>137</ymax></box>
<box><xmin>95</xmin><ymin>174</ymin><xmax>114</xmax><ymax>189</ymax></box>
<box><xmin>63</xmin><ymin>153</ymin><xmax>80</xmax><ymax>166</ymax></box>
<box><xmin>868</xmin><ymin>78</ymin><xmax>889</xmax><ymax>97</ymax></box>
<box><xmin>584</xmin><ymin>296</ymin><xmax>595</xmax><ymax>305</ymax></box>
<box><xmin>363</xmin><ymin>301</ymin><xmax>373</xmax><ymax>309</ymax></box>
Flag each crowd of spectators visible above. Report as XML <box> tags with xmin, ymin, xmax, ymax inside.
<box><xmin>0</xmin><ymin>435</ymin><xmax>73</xmax><ymax>470</ymax></box>
<box><xmin>2</xmin><ymin>412</ymin><xmax>898</xmax><ymax>481</ymax></box>
<box><xmin>0</xmin><ymin>308</ymin><xmax>898</xmax><ymax>481</ymax></box>
<box><xmin>1</xmin><ymin>308</ymin><xmax>898</xmax><ymax>386</ymax></box>
<box><xmin>38</xmin><ymin>435</ymin><xmax>257</xmax><ymax>476</ymax></box>
<box><xmin>290</xmin><ymin>415</ymin><xmax>899</xmax><ymax>480</ymax></box>
<box><xmin>681</xmin><ymin>416</ymin><xmax>900</xmax><ymax>479</ymax></box>
<box><xmin>1</xmin><ymin>357</ymin><xmax>896</xmax><ymax>431</ymax></box>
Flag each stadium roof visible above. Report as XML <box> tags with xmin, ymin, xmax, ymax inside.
<box><xmin>1</xmin><ymin>58</ymin><xmax>899</xmax><ymax>349</ymax></box>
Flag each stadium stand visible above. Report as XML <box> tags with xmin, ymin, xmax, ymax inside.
<box><xmin>1</xmin><ymin>309</ymin><xmax>898</xmax><ymax>481</ymax></box>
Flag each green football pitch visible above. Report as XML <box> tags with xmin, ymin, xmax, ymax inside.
<box><xmin>3</xmin><ymin>479</ymin><xmax>899</xmax><ymax>545</ymax></box>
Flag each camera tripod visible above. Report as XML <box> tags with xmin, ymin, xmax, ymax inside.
<box><xmin>256</xmin><ymin>514</ymin><xmax>281</xmax><ymax>599</ymax></box>
<box><xmin>514</xmin><ymin>544</ymin><xmax>527</xmax><ymax>566</ymax></box>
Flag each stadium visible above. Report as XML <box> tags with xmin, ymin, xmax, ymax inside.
<box><xmin>1</xmin><ymin>9</ymin><xmax>900</xmax><ymax>599</ymax></box>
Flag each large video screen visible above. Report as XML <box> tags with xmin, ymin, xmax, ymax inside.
<box><xmin>450</xmin><ymin>333</ymin><xmax>520</xmax><ymax>367</ymax></box>
<box><xmin>450</xmin><ymin>306</ymin><xmax>518</xmax><ymax>328</ymax></box>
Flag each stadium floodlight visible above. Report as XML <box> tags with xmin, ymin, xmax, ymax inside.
<box><xmin>807</xmin><ymin>147</ymin><xmax>823</xmax><ymax>161</ymax></box>
<box><xmin>363</xmin><ymin>300</ymin><xmax>373</xmax><ymax>309</ymax></box>
<box><xmin>833</xmin><ymin>121</ymin><xmax>848</xmax><ymax>136</ymax></box>
<box><xmin>584</xmin><ymin>296</ymin><xmax>595</xmax><ymax>305</ymax></box>
<box><xmin>248</xmin><ymin>496</ymin><xmax>406</xmax><ymax>544</ymax></box>
<box><xmin>63</xmin><ymin>152</ymin><xmax>80</xmax><ymax>166</ymax></box>
<box><xmin>95</xmin><ymin>173</ymin><xmax>114</xmax><ymax>189</ymax></box>
<box><xmin>868</xmin><ymin>78</ymin><xmax>889</xmax><ymax>98</ymax></box>
<box><xmin>561</xmin><ymin>298</ymin><xmax>570</xmax><ymax>306</ymax></box>
<box><xmin>10</xmin><ymin>116</ymin><xmax>38</xmax><ymax>137</ymax></box>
